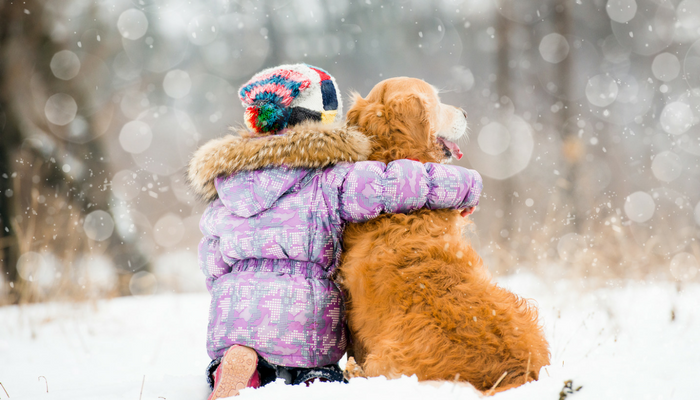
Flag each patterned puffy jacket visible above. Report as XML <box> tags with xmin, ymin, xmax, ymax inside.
<box><xmin>188</xmin><ymin>122</ymin><xmax>482</xmax><ymax>368</ymax></box>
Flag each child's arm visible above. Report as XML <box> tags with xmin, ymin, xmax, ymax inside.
<box><xmin>338</xmin><ymin>159</ymin><xmax>482</xmax><ymax>223</ymax></box>
<box><xmin>198</xmin><ymin>200</ymin><xmax>233</xmax><ymax>292</ymax></box>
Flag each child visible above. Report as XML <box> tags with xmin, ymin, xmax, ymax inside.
<box><xmin>187</xmin><ymin>64</ymin><xmax>482</xmax><ymax>399</ymax></box>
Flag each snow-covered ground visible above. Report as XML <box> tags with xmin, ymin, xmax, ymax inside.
<box><xmin>1</xmin><ymin>274</ymin><xmax>698</xmax><ymax>400</ymax></box>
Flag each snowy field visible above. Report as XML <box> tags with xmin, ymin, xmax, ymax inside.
<box><xmin>1</xmin><ymin>274</ymin><xmax>699</xmax><ymax>400</ymax></box>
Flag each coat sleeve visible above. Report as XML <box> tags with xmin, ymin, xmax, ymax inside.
<box><xmin>198</xmin><ymin>236</ymin><xmax>229</xmax><ymax>292</ymax></box>
<box><xmin>198</xmin><ymin>200</ymin><xmax>233</xmax><ymax>292</ymax></box>
<box><xmin>338</xmin><ymin>159</ymin><xmax>482</xmax><ymax>223</ymax></box>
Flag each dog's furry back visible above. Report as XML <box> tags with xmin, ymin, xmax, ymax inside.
<box><xmin>339</xmin><ymin>209</ymin><xmax>549</xmax><ymax>391</ymax></box>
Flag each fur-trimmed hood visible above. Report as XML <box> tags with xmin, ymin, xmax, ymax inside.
<box><xmin>188</xmin><ymin>122</ymin><xmax>372</xmax><ymax>201</ymax></box>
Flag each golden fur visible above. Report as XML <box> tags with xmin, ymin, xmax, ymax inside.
<box><xmin>187</xmin><ymin>122</ymin><xmax>372</xmax><ymax>201</ymax></box>
<box><xmin>339</xmin><ymin>78</ymin><xmax>550</xmax><ymax>393</ymax></box>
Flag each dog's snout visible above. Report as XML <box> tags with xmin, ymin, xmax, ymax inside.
<box><xmin>460</xmin><ymin>108</ymin><xmax>468</xmax><ymax>119</ymax></box>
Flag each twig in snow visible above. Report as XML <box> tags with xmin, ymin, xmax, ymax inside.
<box><xmin>139</xmin><ymin>376</ymin><xmax>145</xmax><ymax>400</ymax></box>
<box><xmin>557</xmin><ymin>314</ymin><xmax>592</xmax><ymax>361</ymax></box>
<box><xmin>450</xmin><ymin>373</ymin><xmax>461</xmax><ymax>394</ymax></box>
<box><xmin>524</xmin><ymin>352</ymin><xmax>531</xmax><ymax>384</ymax></box>
<box><xmin>559</xmin><ymin>380</ymin><xmax>582</xmax><ymax>400</ymax></box>
<box><xmin>38</xmin><ymin>376</ymin><xmax>48</xmax><ymax>393</ymax></box>
<box><xmin>0</xmin><ymin>382</ymin><xmax>9</xmax><ymax>398</ymax></box>
<box><xmin>485</xmin><ymin>371</ymin><xmax>508</xmax><ymax>396</ymax></box>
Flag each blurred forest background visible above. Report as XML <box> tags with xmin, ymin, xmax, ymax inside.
<box><xmin>1</xmin><ymin>0</ymin><xmax>699</xmax><ymax>304</ymax></box>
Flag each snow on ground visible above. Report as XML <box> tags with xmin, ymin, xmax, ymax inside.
<box><xmin>1</xmin><ymin>274</ymin><xmax>699</xmax><ymax>400</ymax></box>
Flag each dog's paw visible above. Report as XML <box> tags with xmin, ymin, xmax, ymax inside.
<box><xmin>343</xmin><ymin>356</ymin><xmax>367</xmax><ymax>380</ymax></box>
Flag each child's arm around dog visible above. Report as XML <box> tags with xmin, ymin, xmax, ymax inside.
<box><xmin>336</xmin><ymin>159</ymin><xmax>481</xmax><ymax>223</ymax></box>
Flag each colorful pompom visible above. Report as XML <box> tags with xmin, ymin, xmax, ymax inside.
<box><xmin>239</xmin><ymin>69</ymin><xmax>311</xmax><ymax>134</ymax></box>
<box><xmin>244</xmin><ymin>100</ymin><xmax>290</xmax><ymax>134</ymax></box>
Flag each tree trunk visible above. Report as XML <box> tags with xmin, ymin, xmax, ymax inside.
<box><xmin>0</xmin><ymin>0</ymin><xmax>31</xmax><ymax>301</ymax></box>
<box><xmin>555</xmin><ymin>0</ymin><xmax>584</xmax><ymax>229</ymax></box>
<box><xmin>496</xmin><ymin>7</ymin><xmax>516</xmax><ymax>258</ymax></box>
<box><xmin>0</xmin><ymin>1</ymin><xmax>145</xmax><ymax>302</ymax></box>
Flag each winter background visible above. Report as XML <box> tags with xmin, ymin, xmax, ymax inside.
<box><xmin>1</xmin><ymin>0</ymin><xmax>699</xmax><ymax>399</ymax></box>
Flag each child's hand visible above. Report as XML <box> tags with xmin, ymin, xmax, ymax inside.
<box><xmin>460</xmin><ymin>207</ymin><xmax>475</xmax><ymax>217</ymax></box>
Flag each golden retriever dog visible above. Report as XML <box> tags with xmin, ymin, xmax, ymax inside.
<box><xmin>337</xmin><ymin>77</ymin><xmax>550</xmax><ymax>393</ymax></box>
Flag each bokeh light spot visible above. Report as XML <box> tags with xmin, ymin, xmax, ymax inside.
<box><xmin>606</xmin><ymin>0</ymin><xmax>638</xmax><ymax>23</ymax></box>
<box><xmin>50</xmin><ymin>50</ymin><xmax>81</xmax><ymax>80</ymax></box>
<box><xmin>112</xmin><ymin>170</ymin><xmax>141</xmax><ymax>201</ymax></box>
<box><xmin>153</xmin><ymin>213</ymin><xmax>185</xmax><ymax>247</ymax></box>
<box><xmin>652</xmin><ymin>52</ymin><xmax>681</xmax><ymax>81</ymax></box>
<box><xmin>118</xmin><ymin>9</ymin><xmax>149</xmax><ymax>40</ymax></box>
<box><xmin>163</xmin><ymin>69</ymin><xmax>192</xmax><ymax>99</ymax></box>
<box><xmin>651</xmin><ymin>151</ymin><xmax>683</xmax><ymax>182</ymax></box>
<box><xmin>660</xmin><ymin>102</ymin><xmax>694</xmax><ymax>135</ymax></box>
<box><xmin>119</xmin><ymin>120</ymin><xmax>153</xmax><ymax>154</ymax></box>
<box><xmin>539</xmin><ymin>33</ymin><xmax>570</xmax><ymax>64</ymax></box>
<box><xmin>669</xmin><ymin>252</ymin><xmax>699</xmax><ymax>281</ymax></box>
<box><xmin>478</xmin><ymin>122</ymin><xmax>510</xmax><ymax>155</ymax></box>
<box><xmin>17</xmin><ymin>252</ymin><xmax>46</xmax><ymax>281</ymax></box>
<box><xmin>45</xmin><ymin>93</ymin><xmax>77</xmax><ymax>126</ymax></box>
<box><xmin>624</xmin><ymin>191</ymin><xmax>656</xmax><ymax>223</ymax></box>
<box><xmin>585</xmin><ymin>74</ymin><xmax>619</xmax><ymax>107</ymax></box>
<box><xmin>129</xmin><ymin>271</ymin><xmax>157</xmax><ymax>295</ymax></box>
<box><xmin>467</xmin><ymin>115</ymin><xmax>534</xmax><ymax>180</ymax></box>
<box><xmin>83</xmin><ymin>210</ymin><xmax>115</xmax><ymax>241</ymax></box>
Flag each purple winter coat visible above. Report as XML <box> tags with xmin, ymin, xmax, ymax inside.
<box><xmin>188</xmin><ymin>123</ymin><xmax>483</xmax><ymax>368</ymax></box>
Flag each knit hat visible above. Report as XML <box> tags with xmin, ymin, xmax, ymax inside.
<box><xmin>238</xmin><ymin>64</ymin><xmax>342</xmax><ymax>135</ymax></box>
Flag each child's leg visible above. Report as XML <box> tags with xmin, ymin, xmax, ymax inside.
<box><xmin>256</xmin><ymin>356</ymin><xmax>283</xmax><ymax>386</ymax></box>
<box><xmin>289</xmin><ymin>364</ymin><xmax>346</xmax><ymax>386</ymax></box>
<box><xmin>206</xmin><ymin>358</ymin><xmax>221</xmax><ymax>390</ymax></box>
<box><xmin>254</xmin><ymin>358</ymin><xmax>346</xmax><ymax>386</ymax></box>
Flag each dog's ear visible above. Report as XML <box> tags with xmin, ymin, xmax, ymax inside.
<box><xmin>385</xmin><ymin>93</ymin><xmax>433</xmax><ymax>148</ymax></box>
<box><xmin>346</xmin><ymin>92</ymin><xmax>367</xmax><ymax>127</ymax></box>
<box><xmin>347</xmin><ymin>91</ymin><xmax>387</xmax><ymax>135</ymax></box>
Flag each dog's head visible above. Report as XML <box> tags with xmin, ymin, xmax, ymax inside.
<box><xmin>347</xmin><ymin>77</ymin><xmax>467</xmax><ymax>164</ymax></box>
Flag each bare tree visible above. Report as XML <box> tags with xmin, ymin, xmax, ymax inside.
<box><xmin>0</xmin><ymin>1</ymin><xmax>144</xmax><ymax>302</ymax></box>
<box><xmin>554</xmin><ymin>0</ymin><xmax>585</xmax><ymax>229</ymax></box>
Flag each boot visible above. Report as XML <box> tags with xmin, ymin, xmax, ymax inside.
<box><xmin>207</xmin><ymin>345</ymin><xmax>261</xmax><ymax>400</ymax></box>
